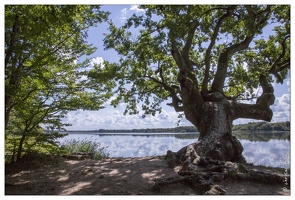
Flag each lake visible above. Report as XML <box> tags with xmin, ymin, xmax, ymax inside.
<box><xmin>58</xmin><ymin>131</ymin><xmax>290</xmax><ymax>169</ymax></box>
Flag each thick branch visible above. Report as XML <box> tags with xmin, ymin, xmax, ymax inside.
<box><xmin>171</xmin><ymin>40</ymin><xmax>204</xmax><ymax>105</ymax></box>
<box><xmin>202</xmin><ymin>6</ymin><xmax>236</xmax><ymax>93</ymax></box>
<box><xmin>5</xmin><ymin>14</ymin><xmax>19</xmax><ymax>70</ymax></box>
<box><xmin>182</xmin><ymin>20</ymin><xmax>199</xmax><ymax>60</ymax></box>
<box><xmin>231</xmin><ymin>74</ymin><xmax>274</xmax><ymax>122</ymax></box>
<box><xmin>231</xmin><ymin>101</ymin><xmax>273</xmax><ymax>122</ymax></box>
<box><xmin>256</xmin><ymin>74</ymin><xmax>275</xmax><ymax>107</ymax></box>
<box><xmin>211</xmin><ymin>36</ymin><xmax>253</xmax><ymax>92</ymax></box>
<box><xmin>171</xmin><ymin>40</ymin><xmax>205</xmax><ymax>126</ymax></box>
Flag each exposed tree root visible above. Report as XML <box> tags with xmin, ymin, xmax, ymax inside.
<box><xmin>154</xmin><ymin>146</ymin><xmax>290</xmax><ymax>195</ymax></box>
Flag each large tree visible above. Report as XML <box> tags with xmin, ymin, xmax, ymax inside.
<box><xmin>91</xmin><ymin>5</ymin><xmax>290</xmax><ymax>166</ymax></box>
<box><xmin>5</xmin><ymin>5</ymin><xmax>114</xmax><ymax>162</ymax></box>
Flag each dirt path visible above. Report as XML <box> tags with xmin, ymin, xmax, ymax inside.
<box><xmin>5</xmin><ymin>156</ymin><xmax>290</xmax><ymax>195</ymax></box>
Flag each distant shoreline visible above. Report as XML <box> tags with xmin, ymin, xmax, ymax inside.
<box><xmin>63</xmin><ymin>130</ymin><xmax>290</xmax><ymax>134</ymax></box>
<box><xmin>63</xmin><ymin>121</ymin><xmax>290</xmax><ymax>134</ymax></box>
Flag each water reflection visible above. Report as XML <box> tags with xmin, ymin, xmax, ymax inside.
<box><xmin>240</xmin><ymin>139</ymin><xmax>290</xmax><ymax>168</ymax></box>
<box><xmin>59</xmin><ymin>131</ymin><xmax>290</xmax><ymax>169</ymax></box>
<box><xmin>233</xmin><ymin>131</ymin><xmax>290</xmax><ymax>142</ymax></box>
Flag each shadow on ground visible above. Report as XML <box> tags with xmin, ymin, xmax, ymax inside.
<box><xmin>5</xmin><ymin>156</ymin><xmax>290</xmax><ymax>195</ymax></box>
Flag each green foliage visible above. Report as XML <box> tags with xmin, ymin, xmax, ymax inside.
<box><xmin>5</xmin><ymin>121</ymin><xmax>67</xmax><ymax>163</ymax></box>
<box><xmin>60</xmin><ymin>138</ymin><xmax>109</xmax><ymax>160</ymax></box>
<box><xmin>5</xmin><ymin>5</ymin><xmax>111</xmax><ymax>162</ymax></box>
<box><xmin>93</xmin><ymin>5</ymin><xmax>290</xmax><ymax>118</ymax></box>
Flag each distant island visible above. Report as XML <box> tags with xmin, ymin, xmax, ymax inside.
<box><xmin>66</xmin><ymin>121</ymin><xmax>290</xmax><ymax>133</ymax></box>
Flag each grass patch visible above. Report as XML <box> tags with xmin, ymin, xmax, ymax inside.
<box><xmin>60</xmin><ymin>137</ymin><xmax>109</xmax><ymax>160</ymax></box>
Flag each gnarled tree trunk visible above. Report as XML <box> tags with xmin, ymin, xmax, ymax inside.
<box><xmin>195</xmin><ymin>100</ymin><xmax>243</xmax><ymax>162</ymax></box>
<box><xmin>166</xmin><ymin>89</ymin><xmax>274</xmax><ymax>171</ymax></box>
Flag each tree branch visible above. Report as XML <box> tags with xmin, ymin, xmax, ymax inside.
<box><xmin>202</xmin><ymin>6</ymin><xmax>236</xmax><ymax>93</ymax></box>
<box><xmin>231</xmin><ymin>101</ymin><xmax>273</xmax><ymax>122</ymax></box>
<box><xmin>269</xmin><ymin>34</ymin><xmax>290</xmax><ymax>83</ymax></box>
<box><xmin>211</xmin><ymin>35</ymin><xmax>253</xmax><ymax>92</ymax></box>
<box><xmin>182</xmin><ymin>20</ymin><xmax>199</xmax><ymax>60</ymax></box>
<box><xmin>171</xmin><ymin>39</ymin><xmax>205</xmax><ymax>125</ymax></box>
<box><xmin>256</xmin><ymin>74</ymin><xmax>275</xmax><ymax>107</ymax></box>
<box><xmin>139</xmin><ymin>75</ymin><xmax>184</xmax><ymax>112</ymax></box>
<box><xmin>5</xmin><ymin>14</ymin><xmax>19</xmax><ymax>70</ymax></box>
<box><xmin>230</xmin><ymin>72</ymin><xmax>275</xmax><ymax>122</ymax></box>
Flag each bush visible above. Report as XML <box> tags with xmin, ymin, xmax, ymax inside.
<box><xmin>60</xmin><ymin>137</ymin><xmax>109</xmax><ymax>160</ymax></box>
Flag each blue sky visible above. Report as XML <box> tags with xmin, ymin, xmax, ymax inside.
<box><xmin>61</xmin><ymin>5</ymin><xmax>291</xmax><ymax>130</ymax></box>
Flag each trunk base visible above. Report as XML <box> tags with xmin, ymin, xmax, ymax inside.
<box><xmin>162</xmin><ymin>134</ymin><xmax>246</xmax><ymax>194</ymax></box>
<box><xmin>165</xmin><ymin>132</ymin><xmax>244</xmax><ymax>169</ymax></box>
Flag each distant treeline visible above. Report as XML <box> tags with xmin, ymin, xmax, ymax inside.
<box><xmin>67</xmin><ymin>121</ymin><xmax>290</xmax><ymax>133</ymax></box>
<box><xmin>91</xmin><ymin>126</ymin><xmax>198</xmax><ymax>133</ymax></box>
<box><xmin>232</xmin><ymin>121</ymin><xmax>290</xmax><ymax>132</ymax></box>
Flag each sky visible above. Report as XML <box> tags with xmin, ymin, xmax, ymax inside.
<box><xmin>60</xmin><ymin>5</ymin><xmax>291</xmax><ymax>131</ymax></box>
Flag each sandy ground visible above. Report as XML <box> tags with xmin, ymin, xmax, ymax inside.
<box><xmin>5</xmin><ymin>156</ymin><xmax>290</xmax><ymax>195</ymax></box>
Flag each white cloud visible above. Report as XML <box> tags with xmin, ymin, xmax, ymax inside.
<box><xmin>120</xmin><ymin>8</ymin><xmax>128</xmax><ymax>22</ymax></box>
<box><xmin>90</xmin><ymin>57</ymin><xmax>104</xmax><ymax>68</ymax></box>
<box><xmin>120</xmin><ymin>5</ymin><xmax>146</xmax><ymax>23</ymax></box>
<box><xmin>130</xmin><ymin>5</ymin><xmax>146</xmax><ymax>13</ymax></box>
<box><xmin>63</xmin><ymin>107</ymin><xmax>192</xmax><ymax>131</ymax></box>
<box><xmin>270</xmin><ymin>93</ymin><xmax>290</xmax><ymax>122</ymax></box>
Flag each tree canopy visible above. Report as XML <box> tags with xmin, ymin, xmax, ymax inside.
<box><xmin>91</xmin><ymin>5</ymin><xmax>290</xmax><ymax>126</ymax></box>
<box><xmin>5</xmin><ymin>5</ymin><xmax>112</xmax><ymax>161</ymax></box>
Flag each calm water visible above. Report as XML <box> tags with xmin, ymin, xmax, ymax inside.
<box><xmin>58</xmin><ymin>131</ymin><xmax>290</xmax><ymax>169</ymax></box>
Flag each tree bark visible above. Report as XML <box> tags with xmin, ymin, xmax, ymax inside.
<box><xmin>17</xmin><ymin>134</ymin><xmax>26</xmax><ymax>161</ymax></box>
<box><xmin>167</xmin><ymin>98</ymin><xmax>243</xmax><ymax>166</ymax></box>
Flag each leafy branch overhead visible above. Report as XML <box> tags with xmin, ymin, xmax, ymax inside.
<box><xmin>98</xmin><ymin>5</ymin><xmax>290</xmax><ymax>119</ymax></box>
